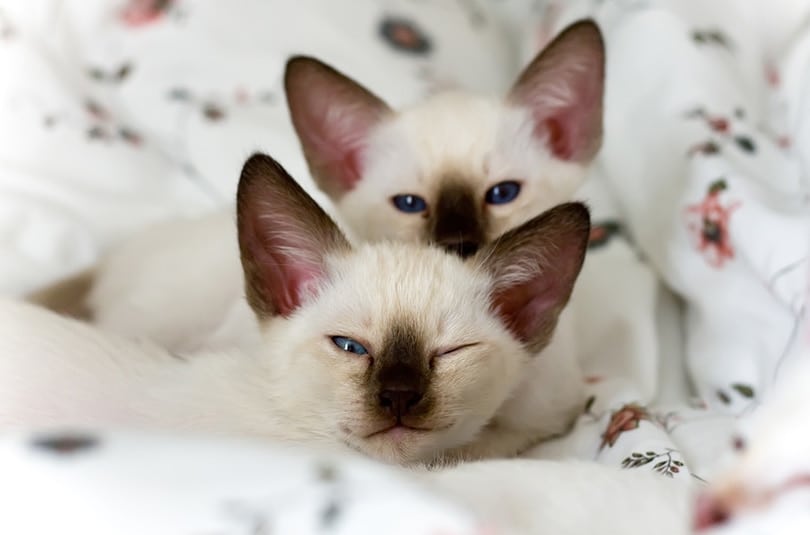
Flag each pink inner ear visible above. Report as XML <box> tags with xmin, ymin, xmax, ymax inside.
<box><xmin>538</xmin><ymin>116</ymin><xmax>569</xmax><ymax>161</ymax></box>
<box><xmin>297</xmin><ymin>108</ymin><xmax>375</xmax><ymax>192</ymax></box>
<box><xmin>310</xmin><ymin>137</ymin><xmax>363</xmax><ymax>192</ymax></box>
<box><xmin>241</xmin><ymin>211</ymin><xmax>329</xmax><ymax>318</ymax></box>
<box><xmin>287</xmin><ymin>64</ymin><xmax>389</xmax><ymax>194</ymax></box>
<box><xmin>492</xmin><ymin>276</ymin><xmax>562</xmax><ymax>344</ymax></box>
<box><xmin>525</xmin><ymin>82</ymin><xmax>602</xmax><ymax>163</ymax></box>
<box><xmin>511</xmin><ymin>25</ymin><xmax>604</xmax><ymax>163</ymax></box>
<box><xmin>258</xmin><ymin>254</ymin><xmax>323</xmax><ymax>318</ymax></box>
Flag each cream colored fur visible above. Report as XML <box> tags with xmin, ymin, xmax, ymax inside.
<box><xmin>337</xmin><ymin>92</ymin><xmax>584</xmax><ymax>244</ymax></box>
<box><xmin>72</xmin><ymin>90</ymin><xmax>586</xmax><ymax>354</ymax></box>
<box><xmin>20</xmin><ymin>22</ymin><xmax>602</xmax><ymax>465</ymax></box>
<box><xmin>32</xmin><ymin>21</ymin><xmax>603</xmax><ymax>354</ymax></box>
<box><xmin>0</xmin><ymin>239</ymin><xmax>582</xmax><ymax>465</ymax></box>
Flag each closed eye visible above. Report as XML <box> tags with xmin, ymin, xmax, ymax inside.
<box><xmin>436</xmin><ymin>342</ymin><xmax>481</xmax><ymax>357</ymax></box>
<box><xmin>330</xmin><ymin>336</ymin><xmax>369</xmax><ymax>356</ymax></box>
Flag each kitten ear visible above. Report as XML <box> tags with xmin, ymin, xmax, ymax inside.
<box><xmin>237</xmin><ymin>153</ymin><xmax>351</xmax><ymax>319</ymax></box>
<box><xmin>284</xmin><ymin>56</ymin><xmax>392</xmax><ymax>198</ymax></box>
<box><xmin>475</xmin><ymin>203</ymin><xmax>590</xmax><ymax>352</ymax></box>
<box><xmin>508</xmin><ymin>19</ymin><xmax>605</xmax><ymax>163</ymax></box>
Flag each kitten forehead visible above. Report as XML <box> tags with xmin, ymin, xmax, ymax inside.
<box><xmin>385</xmin><ymin>92</ymin><xmax>499</xmax><ymax>179</ymax></box>
<box><xmin>319</xmin><ymin>242</ymin><xmax>496</xmax><ymax>339</ymax></box>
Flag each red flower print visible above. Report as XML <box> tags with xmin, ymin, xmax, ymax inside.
<box><xmin>600</xmin><ymin>403</ymin><xmax>650</xmax><ymax>450</ymax></box>
<box><xmin>708</xmin><ymin>117</ymin><xmax>729</xmax><ymax>133</ymax></box>
<box><xmin>687</xmin><ymin>140</ymin><xmax>721</xmax><ymax>157</ymax></box>
<box><xmin>588</xmin><ymin>220</ymin><xmax>622</xmax><ymax>250</ymax></box>
<box><xmin>120</xmin><ymin>0</ymin><xmax>174</xmax><ymax>27</ymax></box>
<box><xmin>379</xmin><ymin>17</ymin><xmax>432</xmax><ymax>55</ymax></box>
<box><xmin>685</xmin><ymin>107</ymin><xmax>757</xmax><ymax>156</ymax></box>
<box><xmin>685</xmin><ymin>179</ymin><xmax>741</xmax><ymax>269</ymax></box>
<box><xmin>765</xmin><ymin>63</ymin><xmax>780</xmax><ymax>88</ymax></box>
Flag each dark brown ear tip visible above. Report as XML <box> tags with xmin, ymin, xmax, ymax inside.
<box><xmin>284</xmin><ymin>55</ymin><xmax>328</xmax><ymax>89</ymax></box>
<box><xmin>285</xmin><ymin>55</ymin><xmax>321</xmax><ymax>73</ymax></box>
<box><xmin>238</xmin><ymin>152</ymin><xmax>293</xmax><ymax>196</ymax></box>
<box><xmin>549</xmin><ymin>201</ymin><xmax>591</xmax><ymax>222</ymax></box>
<box><xmin>545</xmin><ymin>202</ymin><xmax>592</xmax><ymax>244</ymax></box>
<box><xmin>563</xmin><ymin>19</ymin><xmax>603</xmax><ymax>40</ymax></box>
<box><xmin>557</xmin><ymin>19</ymin><xmax>605</xmax><ymax>55</ymax></box>
<box><xmin>241</xmin><ymin>152</ymin><xmax>277</xmax><ymax>178</ymax></box>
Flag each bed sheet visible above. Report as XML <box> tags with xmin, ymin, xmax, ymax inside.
<box><xmin>0</xmin><ymin>0</ymin><xmax>516</xmax><ymax>295</ymax></box>
<box><xmin>511</xmin><ymin>0</ymin><xmax>809</xmax><ymax>492</ymax></box>
<box><xmin>1</xmin><ymin>0</ymin><xmax>810</xmax><ymax>532</ymax></box>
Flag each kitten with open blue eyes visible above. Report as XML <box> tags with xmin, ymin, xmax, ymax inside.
<box><xmin>2</xmin><ymin>153</ymin><xmax>590</xmax><ymax>465</ymax></box>
<box><xmin>28</xmin><ymin>20</ymin><xmax>604</xmax><ymax>357</ymax></box>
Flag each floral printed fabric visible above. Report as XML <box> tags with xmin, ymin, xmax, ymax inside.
<box><xmin>0</xmin><ymin>430</ymin><xmax>488</xmax><ymax>535</ymax></box>
<box><xmin>522</xmin><ymin>0</ymin><xmax>810</xmax><ymax>494</ymax></box>
<box><xmin>2</xmin><ymin>0</ymin><xmax>810</xmax><ymax>528</ymax></box>
<box><xmin>0</xmin><ymin>0</ymin><xmax>516</xmax><ymax>294</ymax></box>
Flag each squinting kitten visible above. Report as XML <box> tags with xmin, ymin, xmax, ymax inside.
<box><xmin>28</xmin><ymin>20</ymin><xmax>604</xmax><ymax>355</ymax></box>
<box><xmin>4</xmin><ymin>153</ymin><xmax>590</xmax><ymax>465</ymax></box>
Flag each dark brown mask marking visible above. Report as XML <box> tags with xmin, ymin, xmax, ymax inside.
<box><xmin>369</xmin><ymin>321</ymin><xmax>432</xmax><ymax>421</ymax></box>
<box><xmin>429</xmin><ymin>181</ymin><xmax>486</xmax><ymax>258</ymax></box>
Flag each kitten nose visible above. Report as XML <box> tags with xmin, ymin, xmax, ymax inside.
<box><xmin>441</xmin><ymin>240</ymin><xmax>479</xmax><ymax>258</ymax></box>
<box><xmin>693</xmin><ymin>492</ymin><xmax>731</xmax><ymax>531</ymax></box>
<box><xmin>378</xmin><ymin>388</ymin><xmax>423</xmax><ymax>418</ymax></box>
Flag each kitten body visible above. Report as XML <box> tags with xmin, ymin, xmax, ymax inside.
<box><xmin>6</xmin><ymin>154</ymin><xmax>590</xmax><ymax>464</ymax></box>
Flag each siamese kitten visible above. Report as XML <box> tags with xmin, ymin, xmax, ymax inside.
<box><xmin>4</xmin><ymin>153</ymin><xmax>590</xmax><ymax>464</ymax></box>
<box><xmin>28</xmin><ymin>20</ymin><xmax>604</xmax><ymax>354</ymax></box>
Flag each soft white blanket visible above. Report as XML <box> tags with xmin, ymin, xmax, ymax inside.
<box><xmin>1</xmin><ymin>0</ymin><xmax>809</xmax><ymax>532</ymax></box>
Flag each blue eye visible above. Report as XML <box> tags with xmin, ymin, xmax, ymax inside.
<box><xmin>485</xmin><ymin>181</ymin><xmax>521</xmax><ymax>205</ymax></box>
<box><xmin>331</xmin><ymin>336</ymin><xmax>368</xmax><ymax>355</ymax></box>
<box><xmin>391</xmin><ymin>194</ymin><xmax>427</xmax><ymax>213</ymax></box>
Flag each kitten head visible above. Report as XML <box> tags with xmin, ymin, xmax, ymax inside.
<box><xmin>285</xmin><ymin>19</ymin><xmax>603</xmax><ymax>256</ymax></box>
<box><xmin>237</xmin><ymin>153</ymin><xmax>590</xmax><ymax>465</ymax></box>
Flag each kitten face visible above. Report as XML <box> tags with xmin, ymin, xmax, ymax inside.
<box><xmin>337</xmin><ymin>93</ymin><xmax>586</xmax><ymax>252</ymax></box>
<box><xmin>285</xmin><ymin>20</ymin><xmax>604</xmax><ymax>256</ymax></box>
<box><xmin>236</xmin><ymin>154</ymin><xmax>590</xmax><ymax>465</ymax></box>
<box><xmin>262</xmin><ymin>243</ymin><xmax>529</xmax><ymax>464</ymax></box>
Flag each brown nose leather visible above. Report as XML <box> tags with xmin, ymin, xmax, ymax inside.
<box><xmin>378</xmin><ymin>388</ymin><xmax>423</xmax><ymax>418</ymax></box>
<box><xmin>439</xmin><ymin>240</ymin><xmax>479</xmax><ymax>258</ymax></box>
<box><xmin>430</xmin><ymin>183</ymin><xmax>485</xmax><ymax>259</ymax></box>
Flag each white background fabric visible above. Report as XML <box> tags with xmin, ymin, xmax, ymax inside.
<box><xmin>1</xmin><ymin>0</ymin><xmax>810</xmax><ymax>531</ymax></box>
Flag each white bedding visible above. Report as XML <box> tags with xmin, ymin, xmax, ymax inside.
<box><xmin>1</xmin><ymin>0</ymin><xmax>809</xmax><ymax>532</ymax></box>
